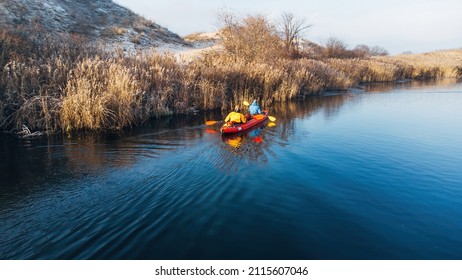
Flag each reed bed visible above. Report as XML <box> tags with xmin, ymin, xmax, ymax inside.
<box><xmin>376</xmin><ymin>50</ymin><xmax>462</xmax><ymax>79</ymax></box>
<box><xmin>1</xmin><ymin>24</ymin><xmax>462</xmax><ymax>134</ymax></box>
<box><xmin>324</xmin><ymin>50</ymin><xmax>462</xmax><ymax>84</ymax></box>
<box><xmin>1</xmin><ymin>57</ymin><xmax>71</xmax><ymax>132</ymax></box>
<box><xmin>62</xmin><ymin>57</ymin><xmax>140</xmax><ymax>131</ymax></box>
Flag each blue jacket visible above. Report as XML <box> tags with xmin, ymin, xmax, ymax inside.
<box><xmin>249</xmin><ymin>100</ymin><xmax>262</xmax><ymax>115</ymax></box>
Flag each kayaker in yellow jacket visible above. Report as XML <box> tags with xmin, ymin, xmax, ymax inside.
<box><xmin>225</xmin><ymin>105</ymin><xmax>247</xmax><ymax>126</ymax></box>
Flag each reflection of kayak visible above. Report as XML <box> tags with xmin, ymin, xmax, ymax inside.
<box><xmin>221</xmin><ymin>121</ymin><xmax>265</xmax><ymax>148</ymax></box>
<box><xmin>222</xmin><ymin>134</ymin><xmax>243</xmax><ymax>148</ymax></box>
<box><xmin>220</xmin><ymin>110</ymin><xmax>268</xmax><ymax>134</ymax></box>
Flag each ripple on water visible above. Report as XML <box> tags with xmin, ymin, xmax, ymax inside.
<box><xmin>1</xmin><ymin>81</ymin><xmax>462</xmax><ymax>259</ymax></box>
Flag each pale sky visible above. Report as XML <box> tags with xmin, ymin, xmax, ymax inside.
<box><xmin>114</xmin><ymin>0</ymin><xmax>461</xmax><ymax>54</ymax></box>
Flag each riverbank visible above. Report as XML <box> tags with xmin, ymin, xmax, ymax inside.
<box><xmin>1</xmin><ymin>24</ymin><xmax>462</xmax><ymax>135</ymax></box>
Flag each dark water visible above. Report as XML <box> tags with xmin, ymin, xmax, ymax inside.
<box><xmin>1</xmin><ymin>80</ymin><xmax>462</xmax><ymax>260</ymax></box>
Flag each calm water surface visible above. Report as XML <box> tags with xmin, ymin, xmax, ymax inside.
<box><xmin>1</xmin><ymin>80</ymin><xmax>462</xmax><ymax>259</ymax></box>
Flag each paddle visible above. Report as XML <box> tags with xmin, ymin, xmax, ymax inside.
<box><xmin>205</xmin><ymin>120</ymin><xmax>221</xmax><ymax>126</ymax></box>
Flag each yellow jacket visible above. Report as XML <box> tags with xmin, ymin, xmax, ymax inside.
<box><xmin>225</xmin><ymin>111</ymin><xmax>246</xmax><ymax>124</ymax></box>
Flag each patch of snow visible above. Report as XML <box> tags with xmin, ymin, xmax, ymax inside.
<box><xmin>156</xmin><ymin>42</ymin><xmax>222</xmax><ymax>63</ymax></box>
<box><xmin>96</xmin><ymin>8</ymin><xmax>108</xmax><ymax>15</ymax></box>
<box><xmin>42</xmin><ymin>1</ymin><xmax>67</xmax><ymax>15</ymax></box>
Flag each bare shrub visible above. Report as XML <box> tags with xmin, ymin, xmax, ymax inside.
<box><xmin>353</xmin><ymin>44</ymin><xmax>389</xmax><ymax>57</ymax></box>
<box><xmin>218</xmin><ymin>13</ymin><xmax>283</xmax><ymax>63</ymax></box>
<box><xmin>369</xmin><ymin>46</ymin><xmax>389</xmax><ymax>56</ymax></box>
<box><xmin>323</xmin><ymin>37</ymin><xmax>355</xmax><ymax>59</ymax></box>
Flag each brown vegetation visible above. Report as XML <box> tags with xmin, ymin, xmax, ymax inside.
<box><xmin>1</xmin><ymin>14</ymin><xmax>462</xmax><ymax>135</ymax></box>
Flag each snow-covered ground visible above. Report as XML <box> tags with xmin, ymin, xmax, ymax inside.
<box><xmin>156</xmin><ymin>40</ymin><xmax>221</xmax><ymax>62</ymax></box>
<box><xmin>1</xmin><ymin>1</ymin><xmax>222</xmax><ymax>62</ymax></box>
<box><xmin>155</xmin><ymin>31</ymin><xmax>222</xmax><ymax>62</ymax></box>
<box><xmin>103</xmin><ymin>34</ymin><xmax>221</xmax><ymax>62</ymax></box>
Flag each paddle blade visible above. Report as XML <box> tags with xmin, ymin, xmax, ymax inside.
<box><xmin>243</xmin><ymin>100</ymin><xmax>250</xmax><ymax>106</ymax></box>
<box><xmin>268</xmin><ymin>116</ymin><xmax>276</xmax><ymax>122</ymax></box>
<box><xmin>205</xmin><ymin>120</ymin><xmax>219</xmax><ymax>125</ymax></box>
<box><xmin>267</xmin><ymin>122</ymin><xmax>276</xmax><ymax>127</ymax></box>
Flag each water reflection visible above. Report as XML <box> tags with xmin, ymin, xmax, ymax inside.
<box><xmin>206</xmin><ymin>78</ymin><xmax>462</xmax><ymax>173</ymax></box>
<box><xmin>222</xmin><ymin>134</ymin><xmax>244</xmax><ymax>149</ymax></box>
<box><xmin>218</xmin><ymin>127</ymin><xmax>266</xmax><ymax>163</ymax></box>
<box><xmin>1</xmin><ymin>78</ymin><xmax>462</xmax><ymax>259</ymax></box>
<box><xmin>3</xmin><ymin>79</ymin><xmax>458</xmax><ymax>201</ymax></box>
<box><xmin>270</xmin><ymin>94</ymin><xmax>351</xmax><ymax>142</ymax></box>
<box><xmin>361</xmin><ymin>78</ymin><xmax>460</xmax><ymax>93</ymax></box>
<box><xmin>0</xmin><ymin>118</ymin><xmax>209</xmax><ymax>211</ymax></box>
<box><xmin>221</xmin><ymin>124</ymin><xmax>265</xmax><ymax>150</ymax></box>
<box><xmin>0</xmin><ymin>90</ymin><xmax>354</xmax><ymax>200</ymax></box>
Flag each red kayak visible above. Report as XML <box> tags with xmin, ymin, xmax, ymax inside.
<box><xmin>220</xmin><ymin>110</ymin><xmax>268</xmax><ymax>134</ymax></box>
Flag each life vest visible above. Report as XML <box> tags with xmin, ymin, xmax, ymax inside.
<box><xmin>224</xmin><ymin>111</ymin><xmax>246</xmax><ymax>125</ymax></box>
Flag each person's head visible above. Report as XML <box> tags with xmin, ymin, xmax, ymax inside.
<box><xmin>234</xmin><ymin>105</ymin><xmax>240</xmax><ymax>112</ymax></box>
<box><xmin>252</xmin><ymin>99</ymin><xmax>258</xmax><ymax>105</ymax></box>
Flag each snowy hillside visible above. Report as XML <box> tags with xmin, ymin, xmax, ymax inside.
<box><xmin>0</xmin><ymin>0</ymin><xmax>187</xmax><ymax>53</ymax></box>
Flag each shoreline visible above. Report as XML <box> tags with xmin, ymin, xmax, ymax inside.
<box><xmin>2</xmin><ymin>26</ymin><xmax>462</xmax><ymax>136</ymax></box>
<box><xmin>2</xmin><ymin>78</ymin><xmax>460</xmax><ymax>140</ymax></box>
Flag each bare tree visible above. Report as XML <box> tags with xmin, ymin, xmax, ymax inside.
<box><xmin>278</xmin><ymin>12</ymin><xmax>312</xmax><ymax>57</ymax></box>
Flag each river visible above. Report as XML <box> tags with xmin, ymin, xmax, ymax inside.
<box><xmin>1</xmin><ymin>79</ymin><xmax>461</xmax><ymax>259</ymax></box>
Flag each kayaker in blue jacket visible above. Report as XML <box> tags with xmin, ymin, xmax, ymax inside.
<box><xmin>248</xmin><ymin>99</ymin><xmax>262</xmax><ymax>115</ymax></box>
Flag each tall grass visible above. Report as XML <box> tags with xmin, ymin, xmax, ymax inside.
<box><xmin>62</xmin><ymin>57</ymin><xmax>140</xmax><ymax>130</ymax></box>
<box><xmin>1</xmin><ymin>57</ymin><xmax>72</xmax><ymax>132</ymax></box>
<box><xmin>376</xmin><ymin>50</ymin><xmax>462</xmax><ymax>79</ymax></box>
<box><xmin>325</xmin><ymin>50</ymin><xmax>462</xmax><ymax>84</ymax></box>
<box><xmin>0</xmin><ymin>26</ymin><xmax>95</xmax><ymax>132</ymax></box>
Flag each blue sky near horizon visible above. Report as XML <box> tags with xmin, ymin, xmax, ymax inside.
<box><xmin>115</xmin><ymin>0</ymin><xmax>461</xmax><ymax>54</ymax></box>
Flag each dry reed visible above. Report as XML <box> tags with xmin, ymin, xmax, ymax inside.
<box><xmin>1</xmin><ymin>21</ymin><xmax>462</xmax><ymax>134</ymax></box>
